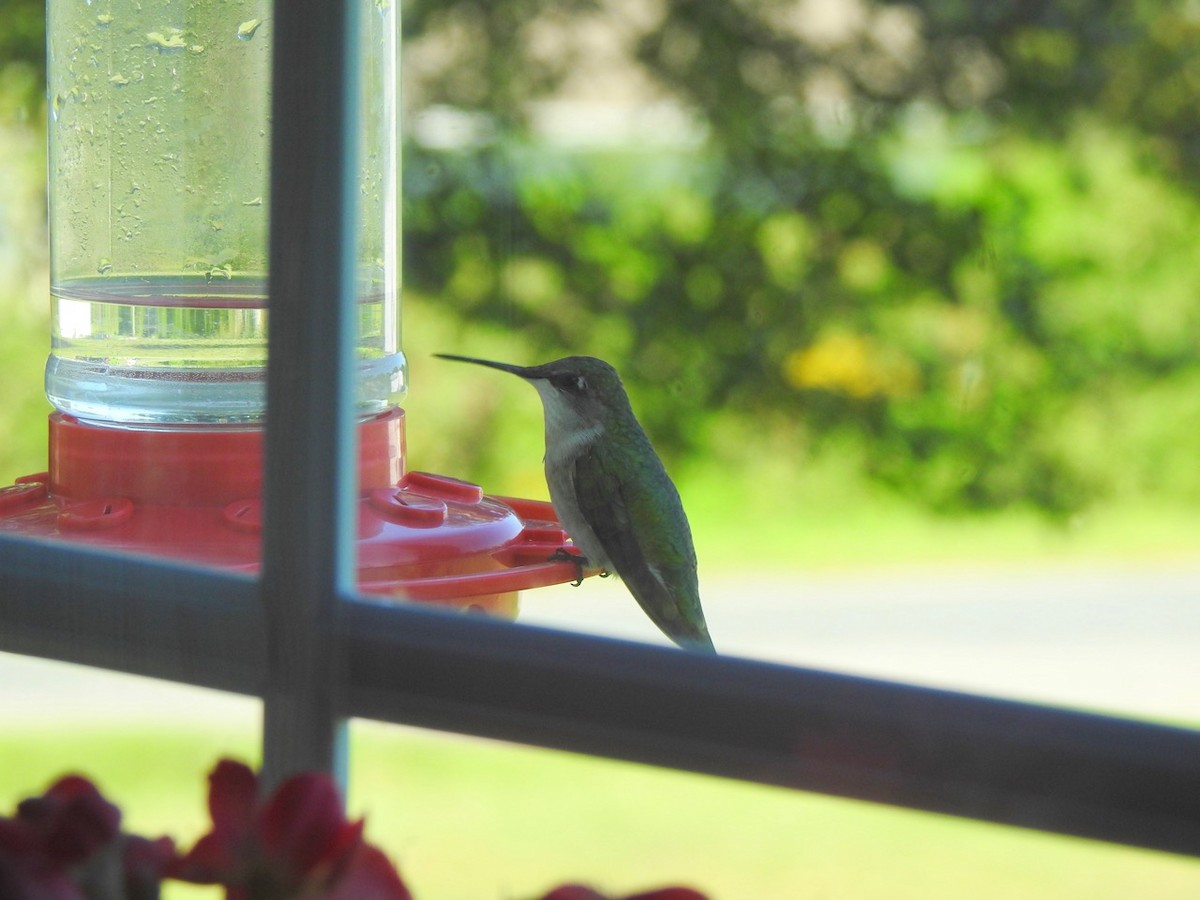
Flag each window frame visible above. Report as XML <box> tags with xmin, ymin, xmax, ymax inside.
<box><xmin>2</xmin><ymin>0</ymin><xmax>1199</xmax><ymax>860</ymax></box>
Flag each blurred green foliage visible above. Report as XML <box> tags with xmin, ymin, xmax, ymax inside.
<box><xmin>402</xmin><ymin>0</ymin><xmax>1200</xmax><ymax>516</ymax></box>
<box><xmin>4</xmin><ymin>0</ymin><xmax>1200</xmax><ymax>518</ymax></box>
<box><xmin>0</xmin><ymin>0</ymin><xmax>49</xmax><ymax>483</ymax></box>
<box><xmin>0</xmin><ymin>0</ymin><xmax>42</xmax><ymax>122</ymax></box>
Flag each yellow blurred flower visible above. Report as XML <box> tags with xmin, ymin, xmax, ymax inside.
<box><xmin>784</xmin><ymin>331</ymin><xmax>920</xmax><ymax>399</ymax></box>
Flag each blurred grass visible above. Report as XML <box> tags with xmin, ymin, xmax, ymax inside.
<box><xmin>2</xmin><ymin>720</ymin><xmax>1200</xmax><ymax>899</ymax></box>
<box><xmin>349</xmin><ymin>721</ymin><xmax>1200</xmax><ymax>899</ymax></box>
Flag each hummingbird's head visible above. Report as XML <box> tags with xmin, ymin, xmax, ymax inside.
<box><xmin>435</xmin><ymin>354</ymin><xmax>633</xmax><ymax>435</ymax></box>
<box><xmin>522</xmin><ymin>356</ymin><xmax>632</xmax><ymax>428</ymax></box>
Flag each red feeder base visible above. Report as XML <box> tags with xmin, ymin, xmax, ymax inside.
<box><xmin>0</xmin><ymin>411</ymin><xmax>592</xmax><ymax>616</ymax></box>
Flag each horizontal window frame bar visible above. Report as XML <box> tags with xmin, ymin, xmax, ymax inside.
<box><xmin>3</xmin><ymin>532</ymin><xmax>1198</xmax><ymax>858</ymax></box>
<box><xmin>0</xmin><ymin>535</ymin><xmax>262</xmax><ymax>693</ymax></box>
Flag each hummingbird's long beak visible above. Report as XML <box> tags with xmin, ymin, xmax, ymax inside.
<box><xmin>434</xmin><ymin>353</ymin><xmax>532</xmax><ymax>378</ymax></box>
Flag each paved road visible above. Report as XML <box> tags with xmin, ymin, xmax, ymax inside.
<box><xmin>1</xmin><ymin>560</ymin><xmax>1197</xmax><ymax>727</ymax></box>
<box><xmin>520</xmin><ymin>559</ymin><xmax>1200</xmax><ymax>723</ymax></box>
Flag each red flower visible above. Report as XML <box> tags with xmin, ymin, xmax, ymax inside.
<box><xmin>15</xmin><ymin>775</ymin><xmax>121</xmax><ymax>870</ymax></box>
<box><xmin>539</xmin><ymin>886</ymin><xmax>709</xmax><ymax>900</ymax></box>
<box><xmin>539</xmin><ymin>887</ymin><xmax>608</xmax><ymax>900</ymax></box>
<box><xmin>172</xmin><ymin>759</ymin><xmax>410</xmax><ymax>900</ymax></box>
<box><xmin>0</xmin><ymin>774</ymin><xmax>175</xmax><ymax>900</ymax></box>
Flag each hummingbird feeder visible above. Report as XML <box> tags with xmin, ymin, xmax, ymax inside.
<box><xmin>0</xmin><ymin>0</ymin><xmax>589</xmax><ymax>613</ymax></box>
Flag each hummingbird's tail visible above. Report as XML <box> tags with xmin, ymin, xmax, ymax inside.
<box><xmin>680</xmin><ymin>624</ymin><xmax>717</xmax><ymax>654</ymax></box>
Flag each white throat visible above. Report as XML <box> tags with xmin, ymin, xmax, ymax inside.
<box><xmin>532</xmin><ymin>380</ymin><xmax>604</xmax><ymax>463</ymax></box>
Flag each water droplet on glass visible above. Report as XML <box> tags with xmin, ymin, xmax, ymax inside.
<box><xmin>97</xmin><ymin>258</ymin><xmax>113</xmax><ymax>275</ymax></box>
<box><xmin>237</xmin><ymin>18</ymin><xmax>263</xmax><ymax>40</ymax></box>
<box><xmin>146</xmin><ymin>29</ymin><xmax>187</xmax><ymax>51</ymax></box>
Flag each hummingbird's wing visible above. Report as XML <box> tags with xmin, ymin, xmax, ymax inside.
<box><xmin>572</xmin><ymin>436</ymin><xmax>715</xmax><ymax>652</ymax></box>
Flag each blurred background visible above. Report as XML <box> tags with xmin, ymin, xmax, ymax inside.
<box><xmin>7</xmin><ymin>0</ymin><xmax>1200</xmax><ymax>555</ymax></box>
<box><xmin>3</xmin><ymin>0</ymin><xmax>1200</xmax><ymax>897</ymax></box>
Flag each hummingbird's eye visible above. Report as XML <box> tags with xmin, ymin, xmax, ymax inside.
<box><xmin>553</xmin><ymin>373</ymin><xmax>586</xmax><ymax>393</ymax></box>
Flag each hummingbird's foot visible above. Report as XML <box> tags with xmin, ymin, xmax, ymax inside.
<box><xmin>548</xmin><ymin>547</ymin><xmax>588</xmax><ymax>586</ymax></box>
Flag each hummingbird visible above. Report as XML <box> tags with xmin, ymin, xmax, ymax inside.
<box><xmin>436</xmin><ymin>354</ymin><xmax>716</xmax><ymax>653</ymax></box>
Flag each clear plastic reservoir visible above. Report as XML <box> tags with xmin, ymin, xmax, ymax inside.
<box><xmin>46</xmin><ymin>0</ymin><xmax>403</xmax><ymax>425</ymax></box>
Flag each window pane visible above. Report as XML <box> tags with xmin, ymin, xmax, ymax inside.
<box><xmin>349</xmin><ymin>721</ymin><xmax>1200</xmax><ymax>899</ymax></box>
<box><xmin>0</xmin><ymin>653</ymin><xmax>259</xmax><ymax>892</ymax></box>
<box><xmin>399</xmin><ymin>1</ymin><xmax>1200</xmax><ymax>722</ymax></box>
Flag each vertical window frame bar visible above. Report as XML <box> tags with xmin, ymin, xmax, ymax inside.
<box><xmin>259</xmin><ymin>0</ymin><xmax>362</xmax><ymax>789</ymax></box>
